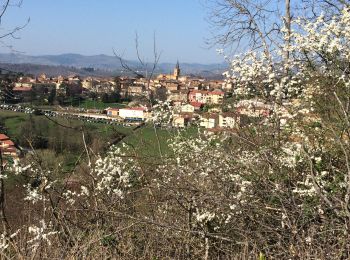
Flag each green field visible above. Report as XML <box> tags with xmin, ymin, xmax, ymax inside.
<box><xmin>0</xmin><ymin>110</ymin><xmax>129</xmax><ymax>138</ymax></box>
<box><xmin>0</xmin><ymin>110</ymin><xmax>132</xmax><ymax>170</ymax></box>
<box><xmin>0</xmin><ymin>111</ymin><xmax>31</xmax><ymax>137</ymax></box>
<box><xmin>121</xmin><ymin>124</ymin><xmax>199</xmax><ymax>158</ymax></box>
<box><xmin>78</xmin><ymin>100</ymin><xmax>128</xmax><ymax>110</ymax></box>
<box><xmin>0</xmin><ymin>110</ymin><xmax>200</xmax><ymax>170</ymax></box>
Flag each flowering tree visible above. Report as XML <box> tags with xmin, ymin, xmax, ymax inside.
<box><xmin>3</xmin><ymin>4</ymin><xmax>350</xmax><ymax>260</ymax></box>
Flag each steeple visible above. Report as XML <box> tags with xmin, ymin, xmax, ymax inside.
<box><xmin>174</xmin><ymin>60</ymin><xmax>180</xmax><ymax>80</ymax></box>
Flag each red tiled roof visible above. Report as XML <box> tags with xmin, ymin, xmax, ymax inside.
<box><xmin>0</xmin><ymin>134</ymin><xmax>9</xmax><ymax>141</ymax></box>
<box><xmin>189</xmin><ymin>90</ymin><xmax>209</xmax><ymax>94</ymax></box>
<box><xmin>13</xmin><ymin>87</ymin><xmax>32</xmax><ymax>92</ymax></box>
<box><xmin>0</xmin><ymin>134</ymin><xmax>16</xmax><ymax>150</ymax></box>
<box><xmin>121</xmin><ymin>107</ymin><xmax>146</xmax><ymax>111</ymax></box>
<box><xmin>190</xmin><ymin>102</ymin><xmax>203</xmax><ymax>108</ymax></box>
<box><xmin>208</xmin><ymin>91</ymin><xmax>224</xmax><ymax>95</ymax></box>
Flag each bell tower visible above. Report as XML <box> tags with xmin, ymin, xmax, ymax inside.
<box><xmin>173</xmin><ymin>60</ymin><xmax>180</xmax><ymax>80</ymax></box>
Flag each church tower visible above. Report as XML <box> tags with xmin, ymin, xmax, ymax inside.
<box><xmin>173</xmin><ymin>60</ymin><xmax>180</xmax><ymax>80</ymax></box>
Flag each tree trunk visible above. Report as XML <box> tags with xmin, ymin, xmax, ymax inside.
<box><xmin>204</xmin><ymin>236</ymin><xmax>210</xmax><ymax>260</ymax></box>
<box><xmin>0</xmin><ymin>150</ymin><xmax>9</xmax><ymax>234</ymax></box>
<box><xmin>284</xmin><ymin>0</ymin><xmax>291</xmax><ymax>65</ymax></box>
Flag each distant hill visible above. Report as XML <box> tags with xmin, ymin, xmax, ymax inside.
<box><xmin>0</xmin><ymin>53</ymin><xmax>227</xmax><ymax>78</ymax></box>
<box><xmin>0</xmin><ymin>63</ymin><xmax>116</xmax><ymax>77</ymax></box>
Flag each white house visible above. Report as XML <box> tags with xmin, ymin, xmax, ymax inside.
<box><xmin>219</xmin><ymin>112</ymin><xmax>239</xmax><ymax>128</ymax></box>
<box><xmin>200</xmin><ymin>113</ymin><xmax>219</xmax><ymax>129</ymax></box>
<box><xmin>119</xmin><ymin>107</ymin><xmax>146</xmax><ymax>121</ymax></box>
<box><xmin>181</xmin><ymin>103</ymin><xmax>195</xmax><ymax>113</ymax></box>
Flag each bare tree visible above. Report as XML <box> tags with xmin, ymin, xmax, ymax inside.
<box><xmin>113</xmin><ymin>32</ymin><xmax>165</xmax><ymax>157</ymax></box>
<box><xmin>113</xmin><ymin>32</ymin><xmax>161</xmax><ymax>83</ymax></box>
<box><xmin>0</xmin><ymin>0</ymin><xmax>29</xmax><ymax>52</ymax></box>
<box><xmin>301</xmin><ymin>0</ymin><xmax>350</xmax><ymax>19</ymax></box>
<box><xmin>206</xmin><ymin>0</ymin><xmax>350</xmax><ymax>56</ymax></box>
<box><xmin>206</xmin><ymin>0</ymin><xmax>287</xmax><ymax>55</ymax></box>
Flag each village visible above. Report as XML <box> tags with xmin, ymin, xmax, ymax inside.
<box><xmin>0</xmin><ymin>62</ymin><xmax>280</xmax><ymax>161</ymax></box>
<box><xmin>7</xmin><ymin>62</ymin><xmax>274</xmax><ymax>126</ymax></box>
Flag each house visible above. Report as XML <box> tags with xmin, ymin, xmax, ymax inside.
<box><xmin>167</xmin><ymin>90</ymin><xmax>189</xmax><ymax>103</ymax></box>
<box><xmin>188</xmin><ymin>90</ymin><xmax>208</xmax><ymax>104</ymax></box>
<box><xmin>0</xmin><ymin>134</ymin><xmax>19</xmax><ymax>159</ymax></box>
<box><xmin>200</xmin><ymin>113</ymin><xmax>219</xmax><ymax>129</ymax></box>
<box><xmin>37</xmin><ymin>73</ymin><xmax>49</xmax><ymax>83</ymax></box>
<box><xmin>15</xmin><ymin>75</ymin><xmax>36</xmax><ymax>88</ymax></box>
<box><xmin>163</xmin><ymin>80</ymin><xmax>180</xmax><ymax>91</ymax></box>
<box><xmin>219</xmin><ymin>112</ymin><xmax>240</xmax><ymax>128</ymax></box>
<box><xmin>128</xmin><ymin>85</ymin><xmax>145</xmax><ymax>96</ymax></box>
<box><xmin>190</xmin><ymin>102</ymin><xmax>203</xmax><ymax>111</ymax></box>
<box><xmin>14</xmin><ymin>82</ymin><xmax>33</xmax><ymax>89</ymax></box>
<box><xmin>119</xmin><ymin>107</ymin><xmax>146</xmax><ymax>121</ymax></box>
<box><xmin>106</xmin><ymin>108</ymin><xmax>119</xmax><ymax>117</ymax></box>
<box><xmin>68</xmin><ymin>75</ymin><xmax>81</xmax><ymax>83</ymax></box>
<box><xmin>172</xmin><ymin>113</ymin><xmax>193</xmax><ymax>128</ymax></box>
<box><xmin>188</xmin><ymin>90</ymin><xmax>225</xmax><ymax>105</ymax></box>
<box><xmin>187</xmin><ymin>79</ymin><xmax>204</xmax><ymax>90</ymax></box>
<box><xmin>207</xmin><ymin>90</ymin><xmax>225</xmax><ymax>104</ymax></box>
<box><xmin>173</xmin><ymin>116</ymin><xmax>185</xmax><ymax>128</ymax></box>
<box><xmin>208</xmin><ymin>80</ymin><xmax>224</xmax><ymax>90</ymax></box>
<box><xmin>55</xmin><ymin>75</ymin><xmax>65</xmax><ymax>84</ymax></box>
<box><xmin>82</xmin><ymin>77</ymin><xmax>98</xmax><ymax>90</ymax></box>
<box><xmin>181</xmin><ymin>103</ymin><xmax>195</xmax><ymax>113</ymax></box>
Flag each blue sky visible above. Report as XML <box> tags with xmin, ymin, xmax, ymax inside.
<box><xmin>0</xmin><ymin>0</ymin><xmax>223</xmax><ymax>63</ymax></box>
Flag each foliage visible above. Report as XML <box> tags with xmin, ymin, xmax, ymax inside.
<box><xmin>101</xmin><ymin>92</ymin><xmax>121</xmax><ymax>103</ymax></box>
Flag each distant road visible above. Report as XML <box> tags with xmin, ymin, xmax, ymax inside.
<box><xmin>0</xmin><ymin>104</ymin><xmax>143</xmax><ymax>127</ymax></box>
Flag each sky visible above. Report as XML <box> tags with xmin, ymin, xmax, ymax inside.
<box><xmin>0</xmin><ymin>0</ymin><xmax>224</xmax><ymax>64</ymax></box>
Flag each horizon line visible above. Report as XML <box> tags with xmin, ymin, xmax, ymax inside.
<box><xmin>0</xmin><ymin>52</ymin><xmax>226</xmax><ymax>65</ymax></box>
